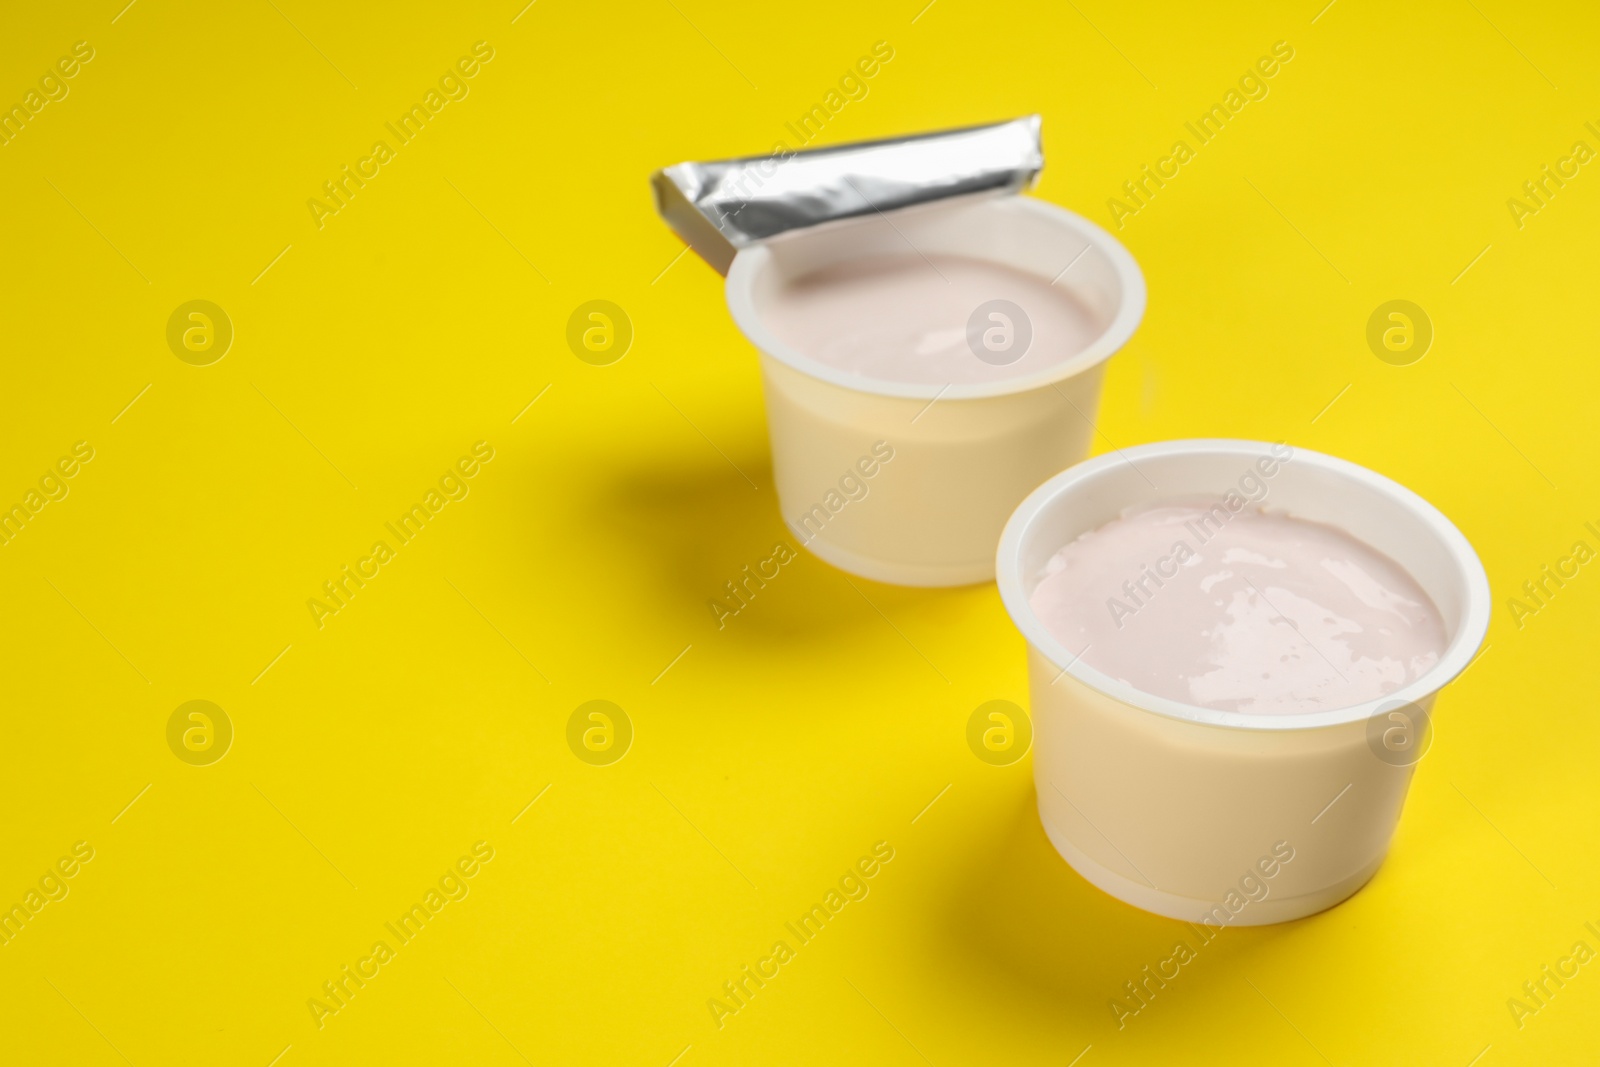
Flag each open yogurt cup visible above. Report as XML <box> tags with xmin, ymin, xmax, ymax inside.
<box><xmin>726</xmin><ymin>195</ymin><xmax>1145</xmax><ymax>586</ymax></box>
<box><xmin>996</xmin><ymin>440</ymin><xmax>1491</xmax><ymax>924</ymax></box>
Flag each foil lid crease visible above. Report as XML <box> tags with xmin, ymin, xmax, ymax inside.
<box><xmin>651</xmin><ymin>116</ymin><xmax>1044</xmax><ymax>275</ymax></box>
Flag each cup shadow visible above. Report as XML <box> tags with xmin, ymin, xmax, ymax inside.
<box><xmin>935</xmin><ymin>787</ymin><xmax>1156</xmax><ymax>1005</ymax></box>
<box><xmin>578</xmin><ymin>445</ymin><xmax>989</xmax><ymax>652</ymax></box>
<box><xmin>927</xmin><ymin>784</ymin><xmax>1298</xmax><ymax>1032</ymax></box>
<box><xmin>577</xmin><ymin>448</ymin><xmax>774</xmax><ymax>584</ymax></box>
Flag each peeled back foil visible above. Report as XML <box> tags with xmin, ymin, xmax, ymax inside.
<box><xmin>651</xmin><ymin>116</ymin><xmax>1044</xmax><ymax>275</ymax></box>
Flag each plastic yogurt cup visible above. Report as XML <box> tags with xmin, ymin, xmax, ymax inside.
<box><xmin>726</xmin><ymin>195</ymin><xmax>1146</xmax><ymax>586</ymax></box>
<box><xmin>996</xmin><ymin>440</ymin><xmax>1491</xmax><ymax>924</ymax></box>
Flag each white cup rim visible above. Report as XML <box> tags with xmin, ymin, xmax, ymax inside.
<box><xmin>996</xmin><ymin>439</ymin><xmax>1493</xmax><ymax>732</ymax></box>
<box><xmin>723</xmin><ymin>196</ymin><xmax>1148</xmax><ymax>401</ymax></box>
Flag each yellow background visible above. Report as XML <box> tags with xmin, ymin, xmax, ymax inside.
<box><xmin>2</xmin><ymin>1</ymin><xmax>1597</xmax><ymax>1063</ymax></box>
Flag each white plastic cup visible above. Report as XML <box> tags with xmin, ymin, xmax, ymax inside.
<box><xmin>996</xmin><ymin>440</ymin><xmax>1491</xmax><ymax>924</ymax></box>
<box><xmin>725</xmin><ymin>196</ymin><xmax>1145</xmax><ymax>586</ymax></box>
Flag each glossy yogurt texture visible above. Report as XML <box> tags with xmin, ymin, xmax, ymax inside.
<box><xmin>1028</xmin><ymin>503</ymin><xmax>1448</xmax><ymax>715</ymax></box>
<box><xmin>763</xmin><ymin>253</ymin><xmax>1101</xmax><ymax>385</ymax></box>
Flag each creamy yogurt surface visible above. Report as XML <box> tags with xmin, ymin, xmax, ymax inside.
<box><xmin>1028</xmin><ymin>503</ymin><xmax>1448</xmax><ymax>715</ymax></box>
<box><xmin>763</xmin><ymin>253</ymin><xmax>1101</xmax><ymax>385</ymax></box>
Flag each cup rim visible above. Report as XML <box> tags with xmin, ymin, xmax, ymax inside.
<box><xmin>995</xmin><ymin>439</ymin><xmax>1493</xmax><ymax>732</ymax></box>
<box><xmin>723</xmin><ymin>195</ymin><xmax>1147</xmax><ymax>401</ymax></box>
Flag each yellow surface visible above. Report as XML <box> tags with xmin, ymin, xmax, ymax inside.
<box><xmin>2</xmin><ymin>1</ymin><xmax>1597</xmax><ymax>1063</ymax></box>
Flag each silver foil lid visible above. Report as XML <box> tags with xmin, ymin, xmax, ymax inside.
<box><xmin>651</xmin><ymin>116</ymin><xmax>1044</xmax><ymax>275</ymax></box>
